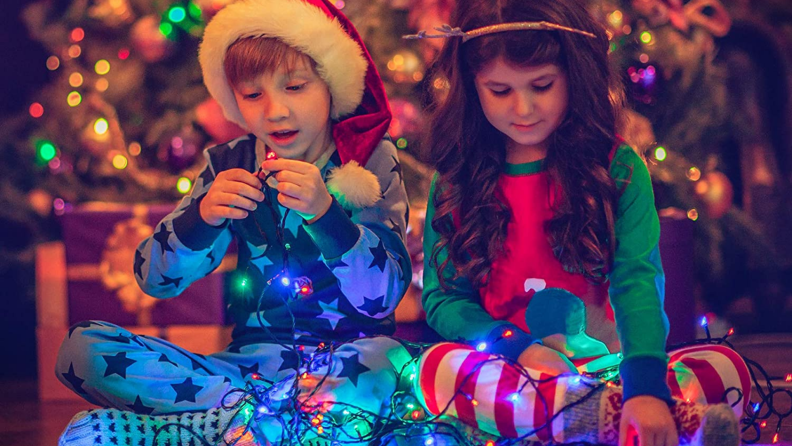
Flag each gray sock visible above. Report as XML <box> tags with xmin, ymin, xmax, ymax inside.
<box><xmin>58</xmin><ymin>407</ymin><xmax>258</xmax><ymax>446</ymax></box>
<box><xmin>695</xmin><ymin>403</ymin><xmax>740</xmax><ymax>446</ymax></box>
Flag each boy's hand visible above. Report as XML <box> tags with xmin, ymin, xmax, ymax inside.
<box><xmin>518</xmin><ymin>343</ymin><xmax>577</xmax><ymax>376</ymax></box>
<box><xmin>199</xmin><ymin>169</ymin><xmax>265</xmax><ymax>226</ymax></box>
<box><xmin>620</xmin><ymin>395</ymin><xmax>679</xmax><ymax>446</ymax></box>
<box><xmin>261</xmin><ymin>159</ymin><xmax>333</xmax><ymax>223</ymax></box>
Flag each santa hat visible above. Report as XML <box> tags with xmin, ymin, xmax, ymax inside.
<box><xmin>199</xmin><ymin>0</ymin><xmax>392</xmax><ymax>175</ymax></box>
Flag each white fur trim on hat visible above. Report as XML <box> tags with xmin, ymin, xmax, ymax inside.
<box><xmin>326</xmin><ymin>161</ymin><xmax>381</xmax><ymax>210</ymax></box>
<box><xmin>199</xmin><ymin>0</ymin><xmax>368</xmax><ymax>128</ymax></box>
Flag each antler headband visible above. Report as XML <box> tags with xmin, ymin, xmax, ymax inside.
<box><xmin>403</xmin><ymin>22</ymin><xmax>596</xmax><ymax>42</ymax></box>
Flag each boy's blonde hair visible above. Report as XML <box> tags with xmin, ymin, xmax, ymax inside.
<box><xmin>223</xmin><ymin>37</ymin><xmax>319</xmax><ymax>89</ymax></box>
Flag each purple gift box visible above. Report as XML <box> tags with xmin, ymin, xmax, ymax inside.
<box><xmin>59</xmin><ymin>202</ymin><xmax>227</xmax><ymax>327</ymax></box>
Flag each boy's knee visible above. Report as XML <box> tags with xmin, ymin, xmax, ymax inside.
<box><xmin>56</xmin><ymin>321</ymin><xmax>119</xmax><ymax>376</ymax></box>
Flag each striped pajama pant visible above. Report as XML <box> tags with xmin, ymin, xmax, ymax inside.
<box><xmin>416</xmin><ymin>343</ymin><xmax>750</xmax><ymax>442</ymax></box>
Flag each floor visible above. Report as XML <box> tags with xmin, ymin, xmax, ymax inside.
<box><xmin>1</xmin><ymin>333</ymin><xmax>790</xmax><ymax>446</ymax></box>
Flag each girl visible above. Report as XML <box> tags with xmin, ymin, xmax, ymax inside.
<box><xmin>415</xmin><ymin>0</ymin><xmax>750</xmax><ymax>445</ymax></box>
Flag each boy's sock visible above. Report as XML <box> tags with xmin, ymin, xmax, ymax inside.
<box><xmin>595</xmin><ymin>385</ymin><xmax>741</xmax><ymax>446</ymax></box>
<box><xmin>58</xmin><ymin>406</ymin><xmax>259</xmax><ymax>446</ymax></box>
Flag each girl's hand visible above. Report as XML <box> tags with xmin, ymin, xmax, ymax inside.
<box><xmin>199</xmin><ymin>169</ymin><xmax>264</xmax><ymax>226</ymax></box>
<box><xmin>261</xmin><ymin>159</ymin><xmax>333</xmax><ymax>222</ymax></box>
<box><xmin>518</xmin><ymin>343</ymin><xmax>577</xmax><ymax>376</ymax></box>
<box><xmin>620</xmin><ymin>395</ymin><xmax>679</xmax><ymax>446</ymax></box>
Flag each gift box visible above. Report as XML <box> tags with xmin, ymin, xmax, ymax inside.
<box><xmin>36</xmin><ymin>201</ymin><xmax>236</xmax><ymax>401</ymax></box>
<box><xmin>58</xmin><ymin>202</ymin><xmax>231</xmax><ymax>327</ymax></box>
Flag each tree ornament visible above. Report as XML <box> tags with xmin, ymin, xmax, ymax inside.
<box><xmin>88</xmin><ymin>0</ymin><xmax>135</xmax><ymax>28</ymax></box>
<box><xmin>195</xmin><ymin>98</ymin><xmax>246</xmax><ymax>144</ymax></box>
<box><xmin>99</xmin><ymin>213</ymin><xmax>159</xmax><ymax>326</ymax></box>
<box><xmin>157</xmin><ymin>127</ymin><xmax>205</xmax><ymax>173</ymax></box>
<box><xmin>385</xmin><ymin>49</ymin><xmax>425</xmax><ymax>85</ymax></box>
<box><xmin>130</xmin><ymin>15</ymin><xmax>176</xmax><ymax>63</ymax></box>
<box><xmin>388</xmin><ymin>98</ymin><xmax>423</xmax><ymax>140</ymax></box>
<box><xmin>694</xmin><ymin>171</ymin><xmax>734</xmax><ymax>219</ymax></box>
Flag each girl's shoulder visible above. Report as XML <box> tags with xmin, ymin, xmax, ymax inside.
<box><xmin>610</xmin><ymin>143</ymin><xmax>649</xmax><ymax>182</ymax></box>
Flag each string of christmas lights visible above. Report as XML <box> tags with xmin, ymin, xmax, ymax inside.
<box><xmin>146</xmin><ymin>151</ymin><xmax>786</xmax><ymax>446</ymax></box>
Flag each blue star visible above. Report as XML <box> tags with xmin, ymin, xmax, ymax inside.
<box><xmin>127</xmin><ymin>395</ymin><xmax>155</xmax><ymax>415</ymax></box>
<box><xmin>327</xmin><ymin>258</ymin><xmax>349</xmax><ymax>271</ymax></box>
<box><xmin>133</xmin><ymin>254</ymin><xmax>145</xmax><ymax>279</ymax></box>
<box><xmin>284</xmin><ymin>211</ymin><xmax>303</xmax><ymax>238</ymax></box>
<box><xmin>317</xmin><ymin>299</ymin><xmax>342</xmax><ymax>330</ymax></box>
<box><xmin>388</xmin><ymin>218</ymin><xmax>403</xmax><ymax>237</ymax></box>
<box><xmin>153</xmin><ymin>223</ymin><xmax>174</xmax><ymax>255</ymax></box>
<box><xmin>171</xmin><ymin>378</ymin><xmax>203</xmax><ymax>404</ymax></box>
<box><xmin>61</xmin><ymin>363</ymin><xmax>86</xmax><ymax>394</ymax></box>
<box><xmin>159</xmin><ymin>274</ymin><xmax>182</xmax><ymax>288</ymax></box>
<box><xmin>102</xmin><ymin>352</ymin><xmax>137</xmax><ymax>379</ymax></box>
<box><xmin>358</xmin><ymin>295</ymin><xmax>388</xmax><ymax>317</ymax></box>
<box><xmin>189</xmin><ymin>357</ymin><xmax>208</xmax><ymax>372</ymax></box>
<box><xmin>158</xmin><ymin>354</ymin><xmax>177</xmax><ymax>367</ymax></box>
<box><xmin>336</xmin><ymin>354</ymin><xmax>370</xmax><ymax>387</ymax></box>
<box><xmin>238</xmin><ymin>362</ymin><xmax>259</xmax><ymax>379</ymax></box>
<box><xmin>278</xmin><ymin>349</ymin><xmax>300</xmax><ymax>372</ymax></box>
<box><xmin>368</xmin><ymin>240</ymin><xmax>388</xmax><ymax>272</ymax></box>
<box><xmin>390</xmin><ymin>155</ymin><xmax>403</xmax><ymax>183</ymax></box>
<box><xmin>101</xmin><ymin>333</ymin><xmax>133</xmax><ymax>344</ymax></box>
<box><xmin>68</xmin><ymin>320</ymin><xmax>101</xmax><ymax>338</ymax></box>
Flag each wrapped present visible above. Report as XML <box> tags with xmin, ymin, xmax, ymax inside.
<box><xmin>57</xmin><ymin>202</ymin><xmax>231</xmax><ymax>327</ymax></box>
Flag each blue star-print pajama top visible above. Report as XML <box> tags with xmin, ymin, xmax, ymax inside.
<box><xmin>56</xmin><ymin>135</ymin><xmax>413</xmax><ymax>420</ymax></box>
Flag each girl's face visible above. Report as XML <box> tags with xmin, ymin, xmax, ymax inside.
<box><xmin>474</xmin><ymin>58</ymin><xmax>569</xmax><ymax>159</ymax></box>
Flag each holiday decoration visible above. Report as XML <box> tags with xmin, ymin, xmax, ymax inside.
<box><xmin>130</xmin><ymin>15</ymin><xmax>176</xmax><ymax>63</ymax></box>
<box><xmin>694</xmin><ymin>171</ymin><xmax>734</xmax><ymax>219</ymax></box>
<box><xmin>99</xmin><ymin>213</ymin><xmax>159</xmax><ymax>326</ymax></box>
<box><xmin>194</xmin><ymin>97</ymin><xmax>246</xmax><ymax>144</ymax></box>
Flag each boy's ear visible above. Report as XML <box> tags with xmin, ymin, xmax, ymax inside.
<box><xmin>326</xmin><ymin>161</ymin><xmax>381</xmax><ymax>210</ymax></box>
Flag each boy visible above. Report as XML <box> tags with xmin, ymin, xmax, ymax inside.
<box><xmin>57</xmin><ymin>0</ymin><xmax>412</xmax><ymax>444</ymax></box>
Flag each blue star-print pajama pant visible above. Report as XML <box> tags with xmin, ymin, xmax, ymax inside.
<box><xmin>56</xmin><ymin>321</ymin><xmax>413</xmax><ymax>421</ymax></box>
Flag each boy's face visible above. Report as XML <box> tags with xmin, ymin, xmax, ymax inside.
<box><xmin>233</xmin><ymin>57</ymin><xmax>332</xmax><ymax>162</ymax></box>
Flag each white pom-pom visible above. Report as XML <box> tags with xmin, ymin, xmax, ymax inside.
<box><xmin>326</xmin><ymin>161</ymin><xmax>381</xmax><ymax>210</ymax></box>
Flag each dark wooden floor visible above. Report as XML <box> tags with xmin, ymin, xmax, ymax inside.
<box><xmin>2</xmin><ymin>334</ymin><xmax>790</xmax><ymax>446</ymax></box>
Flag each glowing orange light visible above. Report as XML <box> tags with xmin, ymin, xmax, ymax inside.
<box><xmin>46</xmin><ymin>56</ymin><xmax>60</xmax><ymax>70</ymax></box>
<box><xmin>70</xmin><ymin>27</ymin><xmax>85</xmax><ymax>42</ymax></box>
<box><xmin>68</xmin><ymin>45</ymin><xmax>82</xmax><ymax>59</ymax></box>
<box><xmin>503</xmin><ymin>329</ymin><xmax>513</xmax><ymax>338</ymax></box>
<box><xmin>301</xmin><ymin>372</ymin><xmax>308</xmax><ymax>379</ymax></box>
<box><xmin>772</xmin><ymin>433</ymin><xmax>779</xmax><ymax>444</ymax></box>
<box><xmin>69</xmin><ymin>72</ymin><xmax>84</xmax><ymax>87</ymax></box>
<box><xmin>251</xmin><ymin>373</ymin><xmax>260</xmax><ymax>380</ymax></box>
<box><xmin>316</xmin><ymin>426</ymin><xmax>324</xmax><ymax>434</ymax></box>
<box><xmin>411</xmin><ymin>410</ymin><xmax>421</xmax><ymax>420</ymax></box>
<box><xmin>728</xmin><ymin>328</ymin><xmax>735</xmax><ymax>336</ymax></box>
<box><xmin>786</xmin><ymin>374</ymin><xmax>792</xmax><ymax>382</ymax></box>
<box><xmin>761</xmin><ymin>421</ymin><xmax>768</xmax><ymax>428</ymax></box>
<box><xmin>606</xmin><ymin>382</ymin><xmax>615</xmax><ymax>388</ymax></box>
<box><xmin>29</xmin><ymin>103</ymin><xmax>44</xmax><ymax>118</ymax></box>
<box><xmin>67</xmin><ymin>91</ymin><xmax>82</xmax><ymax>107</ymax></box>
<box><xmin>318</xmin><ymin>342</ymin><xmax>325</xmax><ymax>349</ymax></box>
<box><xmin>267</xmin><ymin>151</ymin><xmax>277</xmax><ymax>160</ymax></box>
<box><xmin>301</xmin><ymin>287</ymin><xmax>309</xmax><ymax>293</ymax></box>
<box><xmin>471</xmin><ymin>399</ymin><xmax>479</xmax><ymax>406</ymax></box>
<box><xmin>486</xmin><ymin>441</ymin><xmax>495</xmax><ymax>446</ymax></box>
<box><xmin>311</xmin><ymin>418</ymin><xmax>320</xmax><ymax>426</ymax></box>
<box><xmin>95</xmin><ymin>78</ymin><xmax>109</xmax><ymax>92</ymax></box>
